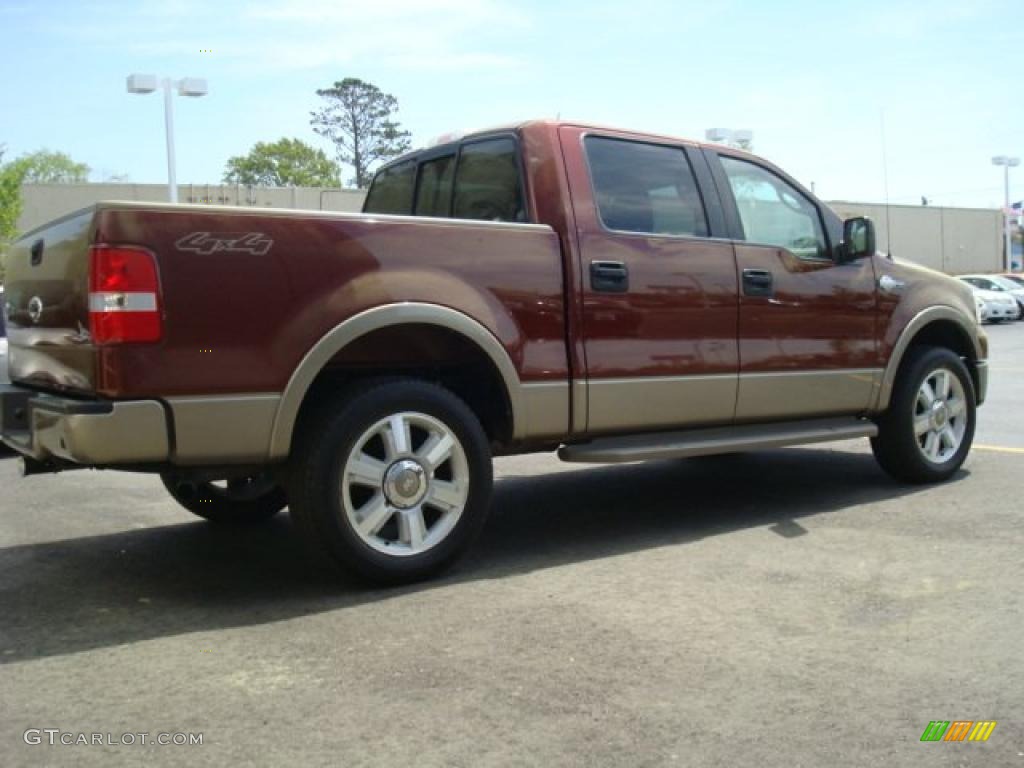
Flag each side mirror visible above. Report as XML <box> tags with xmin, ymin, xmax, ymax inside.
<box><xmin>840</xmin><ymin>216</ymin><xmax>875</xmax><ymax>262</ymax></box>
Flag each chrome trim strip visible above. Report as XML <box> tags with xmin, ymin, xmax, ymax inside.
<box><xmin>91</xmin><ymin>201</ymin><xmax>555</xmax><ymax>233</ymax></box>
<box><xmin>88</xmin><ymin>292</ymin><xmax>158</xmax><ymax>312</ymax></box>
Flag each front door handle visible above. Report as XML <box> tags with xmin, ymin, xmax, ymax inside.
<box><xmin>742</xmin><ymin>268</ymin><xmax>774</xmax><ymax>297</ymax></box>
<box><xmin>878</xmin><ymin>274</ymin><xmax>905</xmax><ymax>294</ymax></box>
<box><xmin>590</xmin><ymin>260</ymin><xmax>629</xmax><ymax>293</ymax></box>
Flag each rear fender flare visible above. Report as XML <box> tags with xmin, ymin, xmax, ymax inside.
<box><xmin>268</xmin><ymin>303</ymin><xmax>523</xmax><ymax>458</ymax></box>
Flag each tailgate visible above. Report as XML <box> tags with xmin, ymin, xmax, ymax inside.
<box><xmin>3</xmin><ymin>208</ymin><xmax>97</xmax><ymax>393</ymax></box>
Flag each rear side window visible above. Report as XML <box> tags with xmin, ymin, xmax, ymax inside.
<box><xmin>585</xmin><ymin>136</ymin><xmax>708</xmax><ymax>237</ymax></box>
<box><xmin>364</xmin><ymin>160</ymin><xmax>415</xmax><ymax>215</ymax></box>
<box><xmin>452</xmin><ymin>139</ymin><xmax>526</xmax><ymax>223</ymax></box>
<box><xmin>415</xmin><ymin>154</ymin><xmax>456</xmax><ymax>217</ymax></box>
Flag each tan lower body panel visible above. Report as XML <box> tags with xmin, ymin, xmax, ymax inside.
<box><xmin>519</xmin><ymin>381</ymin><xmax>570</xmax><ymax>439</ymax></box>
<box><xmin>586</xmin><ymin>374</ymin><xmax>738</xmax><ymax>434</ymax></box>
<box><xmin>167</xmin><ymin>394</ymin><xmax>281</xmax><ymax>464</ymax></box>
<box><xmin>735</xmin><ymin>369</ymin><xmax>882</xmax><ymax>421</ymax></box>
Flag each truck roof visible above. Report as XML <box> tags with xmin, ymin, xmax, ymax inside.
<box><xmin>379</xmin><ymin>119</ymin><xmax>755</xmax><ymax>172</ymax></box>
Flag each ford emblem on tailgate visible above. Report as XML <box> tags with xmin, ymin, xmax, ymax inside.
<box><xmin>27</xmin><ymin>296</ymin><xmax>44</xmax><ymax>324</ymax></box>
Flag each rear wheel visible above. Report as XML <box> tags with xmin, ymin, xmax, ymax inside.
<box><xmin>287</xmin><ymin>379</ymin><xmax>493</xmax><ymax>585</ymax></box>
<box><xmin>160</xmin><ymin>470</ymin><xmax>287</xmax><ymax>524</ymax></box>
<box><xmin>871</xmin><ymin>346</ymin><xmax>975</xmax><ymax>484</ymax></box>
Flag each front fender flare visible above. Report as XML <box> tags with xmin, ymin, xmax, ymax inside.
<box><xmin>875</xmin><ymin>305</ymin><xmax>983</xmax><ymax>411</ymax></box>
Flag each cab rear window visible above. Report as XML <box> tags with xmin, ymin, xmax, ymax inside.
<box><xmin>363</xmin><ymin>160</ymin><xmax>415</xmax><ymax>215</ymax></box>
<box><xmin>364</xmin><ymin>136</ymin><xmax>528</xmax><ymax>223</ymax></box>
<box><xmin>452</xmin><ymin>139</ymin><xmax>526</xmax><ymax>223</ymax></box>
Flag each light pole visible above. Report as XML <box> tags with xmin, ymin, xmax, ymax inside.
<box><xmin>705</xmin><ymin>128</ymin><xmax>754</xmax><ymax>151</ymax></box>
<box><xmin>127</xmin><ymin>74</ymin><xmax>208</xmax><ymax>203</ymax></box>
<box><xmin>992</xmin><ymin>155</ymin><xmax>1020</xmax><ymax>272</ymax></box>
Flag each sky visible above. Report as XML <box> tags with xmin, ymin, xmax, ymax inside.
<box><xmin>0</xmin><ymin>0</ymin><xmax>1021</xmax><ymax>208</ymax></box>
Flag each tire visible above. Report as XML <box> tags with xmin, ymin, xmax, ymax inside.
<box><xmin>871</xmin><ymin>346</ymin><xmax>976</xmax><ymax>484</ymax></box>
<box><xmin>160</xmin><ymin>470</ymin><xmax>287</xmax><ymax>524</ymax></box>
<box><xmin>287</xmin><ymin>379</ymin><xmax>493</xmax><ymax>585</ymax></box>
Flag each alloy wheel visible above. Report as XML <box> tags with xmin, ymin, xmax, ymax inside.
<box><xmin>340</xmin><ymin>411</ymin><xmax>470</xmax><ymax>556</ymax></box>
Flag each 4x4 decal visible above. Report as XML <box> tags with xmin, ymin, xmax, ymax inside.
<box><xmin>175</xmin><ymin>231</ymin><xmax>273</xmax><ymax>256</ymax></box>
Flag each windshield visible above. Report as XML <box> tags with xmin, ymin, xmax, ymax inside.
<box><xmin>988</xmin><ymin>275</ymin><xmax>1022</xmax><ymax>291</ymax></box>
<box><xmin>962</xmin><ymin>277</ymin><xmax>1003</xmax><ymax>291</ymax></box>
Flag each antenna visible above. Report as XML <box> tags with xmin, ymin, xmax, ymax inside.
<box><xmin>880</xmin><ymin>109</ymin><xmax>893</xmax><ymax>259</ymax></box>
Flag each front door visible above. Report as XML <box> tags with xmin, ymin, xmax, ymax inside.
<box><xmin>711</xmin><ymin>151</ymin><xmax>879</xmax><ymax>421</ymax></box>
<box><xmin>560</xmin><ymin>128</ymin><xmax>740</xmax><ymax>434</ymax></box>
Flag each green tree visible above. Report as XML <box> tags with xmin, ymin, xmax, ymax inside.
<box><xmin>223</xmin><ymin>138</ymin><xmax>341</xmax><ymax>187</ymax></box>
<box><xmin>0</xmin><ymin>148</ymin><xmax>90</xmax><ymax>279</ymax></box>
<box><xmin>0</xmin><ymin>148</ymin><xmax>27</xmax><ymax>280</ymax></box>
<box><xmin>17</xmin><ymin>149</ymin><xmax>90</xmax><ymax>183</ymax></box>
<box><xmin>310</xmin><ymin>78</ymin><xmax>412</xmax><ymax>188</ymax></box>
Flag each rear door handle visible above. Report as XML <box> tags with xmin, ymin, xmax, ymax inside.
<box><xmin>742</xmin><ymin>268</ymin><xmax>774</xmax><ymax>297</ymax></box>
<box><xmin>590</xmin><ymin>260</ymin><xmax>629</xmax><ymax>293</ymax></box>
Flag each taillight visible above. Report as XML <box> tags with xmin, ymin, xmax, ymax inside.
<box><xmin>88</xmin><ymin>245</ymin><xmax>163</xmax><ymax>343</ymax></box>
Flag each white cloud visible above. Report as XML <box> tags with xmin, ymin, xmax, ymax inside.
<box><xmin>55</xmin><ymin>0</ymin><xmax>530</xmax><ymax>74</ymax></box>
<box><xmin>238</xmin><ymin>0</ymin><xmax>528</xmax><ymax>72</ymax></box>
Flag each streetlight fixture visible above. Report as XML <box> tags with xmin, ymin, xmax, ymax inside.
<box><xmin>992</xmin><ymin>155</ymin><xmax>1020</xmax><ymax>271</ymax></box>
<box><xmin>705</xmin><ymin>128</ymin><xmax>754</xmax><ymax>150</ymax></box>
<box><xmin>127</xmin><ymin>74</ymin><xmax>208</xmax><ymax>203</ymax></box>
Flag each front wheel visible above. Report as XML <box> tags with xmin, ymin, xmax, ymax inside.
<box><xmin>287</xmin><ymin>379</ymin><xmax>493</xmax><ymax>585</ymax></box>
<box><xmin>871</xmin><ymin>346</ymin><xmax>976</xmax><ymax>484</ymax></box>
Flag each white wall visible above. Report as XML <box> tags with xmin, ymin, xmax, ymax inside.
<box><xmin>17</xmin><ymin>183</ymin><xmax>368</xmax><ymax>234</ymax></box>
<box><xmin>827</xmin><ymin>201</ymin><xmax>1003</xmax><ymax>274</ymax></box>
<box><xmin>16</xmin><ymin>185</ymin><xmax>1004</xmax><ymax>276</ymax></box>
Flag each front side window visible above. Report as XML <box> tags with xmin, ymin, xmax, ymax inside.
<box><xmin>415</xmin><ymin>154</ymin><xmax>456</xmax><ymax>217</ymax></box>
<box><xmin>720</xmin><ymin>156</ymin><xmax>827</xmax><ymax>260</ymax></box>
<box><xmin>585</xmin><ymin>136</ymin><xmax>708</xmax><ymax>237</ymax></box>
<box><xmin>363</xmin><ymin>160</ymin><xmax>416</xmax><ymax>215</ymax></box>
<box><xmin>452</xmin><ymin>139</ymin><xmax>526</xmax><ymax>223</ymax></box>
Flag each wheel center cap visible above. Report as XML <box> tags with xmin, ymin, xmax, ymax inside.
<box><xmin>931</xmin><ymin>400</ymin><xmax>949</xmax><ymax>429</ymax></box>
<box><xmin>384</xmin><ymin>460</ymin><xmax>427</xmax><ymax>509</ymax></box>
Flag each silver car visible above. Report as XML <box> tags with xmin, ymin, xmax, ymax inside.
<box><xmin>959</xmin><ymin>274</ymin><xmax>1024</xmax><ymax>319</ymax></box>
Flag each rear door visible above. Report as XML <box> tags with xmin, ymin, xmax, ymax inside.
<box><xmin>559</xmin><ymin>127</ymin><xmax>739</xmax><ymax>434</ymax></box>
<box><xmin>707</xmin><ymin>150</ymin><xmax>879</xmax><ymax>422</ymax></box>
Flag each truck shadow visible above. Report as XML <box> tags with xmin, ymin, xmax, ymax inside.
<box><xmin>0</xmin><ymin>447</ymin><xmax>963</xmax><ymax>663</ymax></box>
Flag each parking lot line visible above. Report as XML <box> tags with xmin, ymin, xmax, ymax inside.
<box><xmin>973</xmin><ymin>444</ymin><xmax>1024</xmax><ymax>455</ymax></box>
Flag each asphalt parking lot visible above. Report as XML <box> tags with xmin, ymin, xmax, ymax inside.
<box><xmin>0</xmin><ymin>325</ymin><xmax>1022</xmax><ymax>767</ymax></box>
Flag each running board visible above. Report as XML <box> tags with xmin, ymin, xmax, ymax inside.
<box><xmin>558</xmin><ymin>417</ymin><xmax>878</xmax><ymax>464</ymax></box>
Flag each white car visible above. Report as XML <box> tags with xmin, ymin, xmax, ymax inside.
<box><xmin>959</xmin><ymin>279</ymin><xmax>1020</xmax><ymax>323</ymax></box>
<box><xmin>959</xmin><ymin>274</ymin><xmax>1024</xmax><ymax>319</ymax></box>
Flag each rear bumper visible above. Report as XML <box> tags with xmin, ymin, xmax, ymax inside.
<box><xmin>0</xmin><ymin>383</ymin><xmax>169</xmax><ymax>465</ymax></box>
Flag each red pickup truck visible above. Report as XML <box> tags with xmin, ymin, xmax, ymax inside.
<box><xmin>0</xmin><ymin>120</ymin><xmax>987</xmax><ymax>583</ymax></box>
